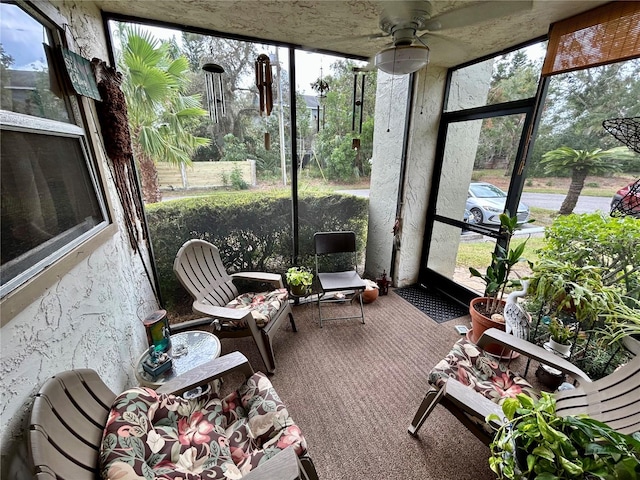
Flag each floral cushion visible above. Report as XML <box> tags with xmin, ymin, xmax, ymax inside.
<box><xmin>100</xmin><ymin>372</ymin><xmax>307</xmax><ymax>479</ymax></box>
<box><xmin>429</xmin><ymin>338</ymin><xmax>539</xmax><ymax>404</ymax></box>
<box><xmin>224</xmin><ymin>288</ymin><xmax>288</xmax><ymax>328</ymax></box>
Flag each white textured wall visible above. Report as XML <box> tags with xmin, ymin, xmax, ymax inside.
<box><xmin>367</xmin><ymin>66</ymin><xmax>448</xmax><ymax>288</ymax></box>
<box><xmin>367</xmin><ymin>60</ymin><xmax>493</xmax><ymax>288</ymax></box>
<box><xmin>396</xmin><ymin>66</ymin><xmax>447</xmax><ymax>287</ymax></box>
<box><xmin>0</xmin><ymin>2</ymin><xmax>158</xmax><ymax>477</ymax></box>
<box><xmin>365</xmin><ymin>73</ymin><xmax>410</xmax><ymax>281</ymax></box>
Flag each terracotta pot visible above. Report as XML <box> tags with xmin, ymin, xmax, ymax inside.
<box><xmin>362</xmin><ymin>288</ymin><xmax>379</xmax><ymax>304</ymax></box>
<box><xmin>469</xmin><ymin>297</ymin><xmax>509</xmax><ymax>356</ymax></box>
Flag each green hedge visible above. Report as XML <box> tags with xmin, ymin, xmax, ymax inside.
<box><xmin>146</xmin><ymin>190</ymin><xmax>368</xmax><ymax>313</ymax></box>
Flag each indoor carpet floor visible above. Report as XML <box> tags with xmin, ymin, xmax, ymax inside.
<box><xmin>394</xmin><ymin>284</ymin><xmax>469</xmax><ymax>323</ymax></box>
<box><xmin>195</xmin><ymin>290</ymin><xmax>527</xmax><ymax>480</ymax></box>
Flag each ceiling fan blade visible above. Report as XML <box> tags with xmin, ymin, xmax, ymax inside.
<box><xmin>424</xmin><ymin>1</ymin><xmax>533</xmax><ymax>31</ymax></box>
<box><xmin>417</xmin><ymin>32</ymin><xmax>467</xmax><ymax>58</ymax></box>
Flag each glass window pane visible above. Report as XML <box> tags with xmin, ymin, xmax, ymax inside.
<box><xmin>1</xmin><ymin>128</ymin><xmax>105</xmax><ymax>290</ymax></box>
<box><xmin>526</xmin><ymin>59</ymin><xmax>640</xmax><ymax>219</ymax></box>
<box><xmin>445</xmin><ymin>42</ymin><xmax>546</xmax><ymax>112</ymax></box>
<box><xmin>436</xmin><ymin>115</ymin><xmax>530</xmax><ymax>225</ymax></box>
<box><xmin>0</xmin><ymin>3</ymin><xmax>71</xmax><ymax>122</ymax></box>
<box><xmin>294</xmin><ymin>51</ymin><xmax>373</xmax><ymax>198</ymax></box>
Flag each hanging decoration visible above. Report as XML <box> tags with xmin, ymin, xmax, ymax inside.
<box><xmin>311</xmin><ymin>67</ymin><xmax>330</xmax><ymax>132</ymax></box>
<box><xmin>351</xmin><ymin>69</ymin><xmax>366</xmax><ymax>149</ymax></box>
<box><xmin>255</xmin><ymin>54</ymin><xmax>274</xmax><ymax>150</ymax></box>
<box><xmin>91</xmin><ymin>59</ymin><xmax>145</xmax><ymax>252</ymax></box>
<box><xmin>255</xmin><ymin>54</ymin><xmax>274</xmax><ymax>116</ymax></box>
<box><xmin>310</xmin><ymin>67</ymin><xmax>330</xmax><ymax>98</ymax></box>
<box><xmin>202</xmin><ymin>62</ymin><xmax>226</xmax><ymax>124</ymax></box>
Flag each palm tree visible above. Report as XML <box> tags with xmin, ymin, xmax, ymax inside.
<box><xmin>117</xmin><ymin>26</ymin><xmax>210</xmax><ymax>203</ymax></box>
<box><xmin>540</xmin><ymin>146</ymin><xmax>635</xmax><ymax>215</ymax></box>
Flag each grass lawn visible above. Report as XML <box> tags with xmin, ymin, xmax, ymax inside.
<box><xmin>456</xmin><ymin>236</ymin><xmax>544</xmax><ymax>273</ymax></box>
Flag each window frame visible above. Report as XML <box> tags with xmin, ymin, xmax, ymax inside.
<box><xmin>0</xmin><ymin>1</ymin><xmax>117</xmax><ymax>324</ymax></box>
<box><xmin>418</xmin><ymin>37</ymin><xmax>549</xmax><ymax>305</ymax></box>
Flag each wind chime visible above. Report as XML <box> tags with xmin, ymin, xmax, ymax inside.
<box><xmin>351</xmin><ymin>69</ymin><xmax>367</xmax><ymax>150</ymax></box>
<box><xmin>255</xmin><ymin>54</ymin><xmax>274</xmax><ymax>149</ymax></box>
<box><xmin>311</xmin><ymin>67</ymin><xmax>330</xmax><ymax>132</ymax></box>
<box><xmin>202</xmin><ymin>62</ymin><xmax>226</xmax><ymax>124</ymax></box>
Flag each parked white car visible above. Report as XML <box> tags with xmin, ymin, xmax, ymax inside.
<box><xmin>466</xmin><ymin>182</ymin><xmax>530</xmax><ymax>225</ymax></box>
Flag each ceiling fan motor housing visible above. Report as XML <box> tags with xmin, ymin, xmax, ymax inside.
<box><xmin>379</xmin><ymin>2</ymin><xmax>431</xmax><ymax>45</ymax></box>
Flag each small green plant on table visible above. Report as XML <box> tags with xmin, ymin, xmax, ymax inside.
<box><xmin>286</xmin><ymin>267</ymin><xmax>314</xmax><ymax>296</ymax></box>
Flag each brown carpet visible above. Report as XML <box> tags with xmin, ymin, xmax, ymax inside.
<box><xmin>217</xmin><ymin>291</ymin><xmax>497</xmax><ymax>480</ymax></box>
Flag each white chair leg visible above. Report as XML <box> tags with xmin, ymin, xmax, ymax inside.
<box><xmin>408</xmin><ymin>387</ymin><xmax>444</xmax><ymax>436</ymax></box>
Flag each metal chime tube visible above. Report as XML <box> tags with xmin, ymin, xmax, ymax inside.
<box><xmin>205</xmin><ymin>73</ymin><xmax>218</xmax><ymax>123</ymax></box>
<box><xmin>359</xmin><ymin>74</ymin><xmax>365</xmax><ymax>134</ymax></box>
<box><xmin>202</xmin><ymin>63</ymin><xmax>225</xmax><ymax>124</ymax></box>
<box><xmin>352</xmin><ymin>74</ymin><xmax>358</xmax><ymax>132</ymax></box>
<box><xmin>217</xmin><ymin>73</ymin><xmax>226</xmax><ymax>117</ymax></box>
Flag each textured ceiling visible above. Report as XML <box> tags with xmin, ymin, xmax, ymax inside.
<box><xmin>95</xmin><ymin>0</ymin><xmax>610</xmax><ymax>68</ymax></box>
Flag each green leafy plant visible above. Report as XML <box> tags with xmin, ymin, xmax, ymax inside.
<box><xmin>549</xmin><ymin>318</ymin><xmax>573</xmax><ymax>345</ymax></box>
<box><xmin>469</xmin><ymin>213</ymin><xmax>530</xmax><ymax>315</ymax></box>
<box><xmin>285</xmin><ymin>267</ymin><xmax>314</xmax><ymax>293</ymax></box>
<box><xmin>528</xmin><ymin>258</ymin><xmax>620</xmax><ymax>325</ymax></box>
<box><xmin>229</xmin><ymin>165</ymin><xmax>248</xmax><ymax>190</ymax></box>
<box><xmin>602</xmin><ymin>298</ymin><xmax>640</xmax><ymax>344</ymax></box>
<box><xmin>488</xmin><ymin>392</ymin><xmax>640</xmax><ymax>479</ymax></box>
<box><xmin>538</xmin><ymin>214</ymin><xmax>640</xmax><ymax>300</ymax></box>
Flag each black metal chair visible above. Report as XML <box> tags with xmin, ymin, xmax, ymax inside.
<box><xmin>313</xmin><ymin>231</ymin><xmax>366</xmax><ymax>327</ymax></box>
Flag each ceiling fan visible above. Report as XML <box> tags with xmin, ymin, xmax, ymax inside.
<box><xmin>371</xmin><ymin>1</ymin><xmax>533</xmax><ymax>75</ymax></box>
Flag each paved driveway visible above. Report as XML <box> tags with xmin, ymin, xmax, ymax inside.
<box><xmin>520</xmin><ymin>192</ymin><xmax>611</xmax><ymax>214</ymax></box>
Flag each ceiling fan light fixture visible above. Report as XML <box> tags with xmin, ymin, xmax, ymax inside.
<box><xmin>375</xmin><ymin>45</ymin><xmax>430</xmax><ymax>75</ymax></box>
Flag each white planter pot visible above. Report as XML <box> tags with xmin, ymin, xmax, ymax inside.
<box><xmin>549</xmin><ymin>338</ymin><xmax>572</xmax><ymax>357</ymax></box>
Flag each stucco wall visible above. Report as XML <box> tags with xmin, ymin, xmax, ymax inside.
<box><xmin>0</xmin><ymin>2</ymin><xmax>158</xmax><ymax>477</ymax></box>
<box><xmin>396</xmin><ymin>66</ymin><xmax>448</xmax><ymax>287</ymax></box>
<box><xmin>365</xmin><ymin>72</ymin><xmax>410</xmax><ymax>281</ymax></box>
<box><xmin>366</xmin><ymin>66</ymin><xmax>448</xmax><ymax>288</ymax></box>
<box><xmin>367</xmin><ymin>59</ymin><xmax>493</xmax><ymax>288</ymax></box>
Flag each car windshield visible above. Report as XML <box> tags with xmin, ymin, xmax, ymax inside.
<box><xmin>470</xmin><ymin>183</ymin><xmax>506</xmax><ymax>198</ymax></box>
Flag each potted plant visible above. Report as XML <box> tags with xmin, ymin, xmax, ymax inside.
<box><xmin>487</xmin><ymin>392</ymin><xmax>640</xmax><ymax>479</ymax></box>
<box><xmin>362</xmin><ymin>279</ymin><xmax>380</xmax><ymax>304</ymax></box>
<box><xmin>285</xmin><ymin>266</ymin><xmax>314</xmax><ymax>296</ymax></box>
<box><xmin>468</xmin><ymin>213</ymin><xmax>529</xmax><ymax>353</ymax></box>
<box><xmin>548</xmin><ymin>318</ymin><xmax>573</xmax><ymax>356</ymax></box>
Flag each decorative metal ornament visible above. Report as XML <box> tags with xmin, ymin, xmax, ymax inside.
<box><xmin>603</xmin><ymin>117</ymin><xmax>640</xmax><ymax>154</ymax></box>
<box><xmin>202</xmin><ymin>62</ymin><xmax>226</xmax><ymax>124</ymax></box>
<box><xmin>311</xmin><ymin>66</ymin><xmax>330</xmax><ymax>98</ymax></box>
